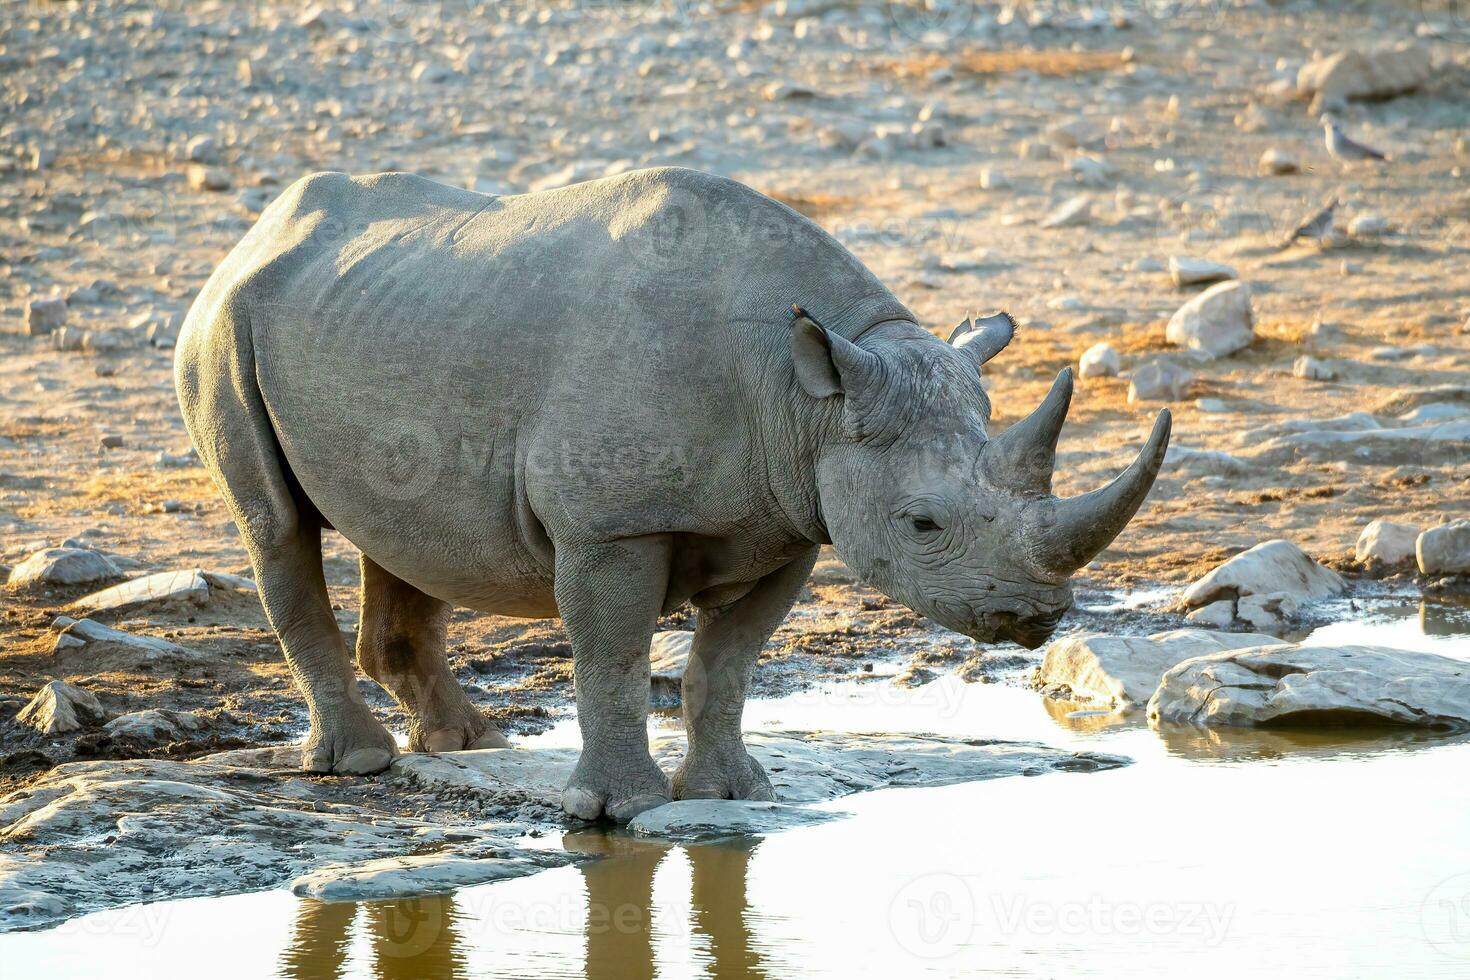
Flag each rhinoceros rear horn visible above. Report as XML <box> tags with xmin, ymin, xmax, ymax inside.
<box><xmin>1033</xmin><ymin>408</ymin><xmax>1172</xmax><ymax>575</ymax></box>
<box><xmin>981</xmin><ymin>368</ymin><xmax>1073</xmax><ymax>494</ymax></box>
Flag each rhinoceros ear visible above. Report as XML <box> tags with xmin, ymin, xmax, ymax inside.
<box><xmin>949</xmin><ymin>311</ymin><xmax>1015</xmax><ymax>369</ymax></box>
<box><xmin>791</xmin><ymin>306</ymin><xmax>881</xmax><ymax>399</ymax></box>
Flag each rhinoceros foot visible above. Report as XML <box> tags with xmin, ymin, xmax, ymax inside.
<box><xmin>301</xmin><ymin>705</ymin><xmax>398</xmax><ymax>775</ymax></box>
<box><xmin>672</xmin><ymin>747</ymin><xmax>776</xmax><ymax>803</ymax></box>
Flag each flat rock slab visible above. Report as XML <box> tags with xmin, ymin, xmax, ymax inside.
<box><xmin>392</xmin><ymin>730</ymin><xmax>1129</xmax><ymax>808</ymax></box>
<box><xmin>50</xmin><ymin>616</ymin><xmax>205</xmax><ymax>668</ymax></box>
<box><xmin>0</xmin><ymin>731</ymin><xmax>1124</xmax><ymax>931</ymax></box>
<box><xmin>1149</xmin><ymin>644</ymin><xmax>1470</xmax><ymax>729</ymax></box>
<box><xmin>628</xmin><ymin>800</ymin><xmax>840</xmax><ymax>841</ymax></box>
<box><xmin>0</xmin><ymin>758</ymin><xmax>565</xmax><ymax>932</ymax></box>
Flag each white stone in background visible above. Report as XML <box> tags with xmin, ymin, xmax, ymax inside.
<box><xmin>1184</xmin><ymin>600</ymin><xmax>1236</xmax><ymax>628</ymax></box>
<box><xmin>1418</xmin><ymin>520</ymin><xmax>1470</xmax><ymax>576</ymax></box>
<box><xmin>16</xmin><ymin>681</ymin><xmax>110</xmax><ymax>734</ymax></box>
<box><xmin>1258</xmin><ymin>148</ymin><xmax>1298</xmax><ymax>175</ymax></box>
<box><xmin>7</xmin><ymin>548</ymin><xmax>121</xmax><ymax>590</ymax></box>
<box><xmin>1078</xmin><ymin>342</ymin><xmax>1120</xmax><ymax>378</ymax></box>
<box><xmin>1168</xmin><ymin>256</ymin><xmax>1236</xmax><ymax>287</ymax></box>
<box><xmin>186</xmin><ymin>165</ymin><xmax>231</xmax><ymax>192</ymax></box>
<box><xmin>1128</xmin><ymin>360</ymin><xmax>1193</xmax><ymax>403</ymax></box>
<box><xmin>50</xmin><ymin>616</ymin><xmax>202</xmax><ymax>662</ymax></box>
<box><xmin>1039</xmin><ymin>628</ymin><xmax>1287</xmax><ymax>708</ymax></box>
<box><xmin>628</xmin><ymin>799</ymin><xmax>839</xmax><ymax>840</ymax></box>
<box><xmin>1196</xmin><ymin>398</ymin><xmax>1230</xmax><ymax>412</ymax></box>
<box><xmin>649</xmin><ymin>630</ymin><xmax>693</xmax><ymax>697</ymax></box>
<box><xmin>979</xmin><ymin>168</ymin><xmax>1010</xmax><ymax>190</ymax></box>
<box><xmin>1296</xmin><ymin>45</ymin><xmax>1431</xmax><ymax>109</ymax></box>
<box><xmin>1183</xmin><ymin>539</ymin><xmax>1347</xmax><ymax>608</ymax></box>
<box><xmin>1149</xmin><ymin>644</ymin><xmax>1470</xmax><ymax>729</ymax></box>
<box><xmin>1236</xmin><ymin>591</ymin><xmax>1300</xmax><ymax>632</ymax></box>
<box><xmin>1067</xmin><ymin>155</ymin><xmax>1113</xmax><ymax>186</ymax></box>
<box><xmin>26</xmin><ymin>298</ymin><xmax>67</xmax><ymax>336</ymax></box>
<box><xmin>1165</xmin><ymin>280</ymin><xmax>1254</xmax><ymax>358</ymax></box>
<box><xmin>1293</xmin><ymin>355</ymin><xmax>1336</xmax><ymax>380</ymax></box>
<box><xmin>104</xmin><ymin>709</ymin><xmax>211</xmax><ymax>740</ymax></box>
<box><xmin>1040</xmin><ymin>194</ymin><xmax>1092</xmax><ymax>228</ymax></box>
<box><xmin>70</xmin><ymin>569</ymin><xmax>210</xmax><ymax>616</ymax></box>
<box><xmin>1356</xmin><ymin>519</ymin><xmax>1421</xmax><ymax>566</ymax></box>
<box><xmin>185</xmin><ymin>135</ymin><xmax>219</xmax><ymax>164</ymax></box>
<box><xmin>1348</xmin><ymin>213</ymin><xmax>1387</xmax><ymax>237</ymax></box>
<box><xmin>1164</xmin><ymin>446</ymin><xmax>1254</xmax><ymax>478</ymax></box>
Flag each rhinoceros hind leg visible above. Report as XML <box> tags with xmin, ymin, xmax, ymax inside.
<box><xmin>356</xmin><ymin>555</ymin><xmax>508</xmax><ymax>752</ymax></box>
<box><xmin>555</xmin><ymin>537</ymin><xmax>674</xmax><ymax>822</ymax></box>
<box><xmin>673</xmin><ymin>548</ymin><xmax>818</xmax><ymax>801</ymax></box>
<box><xmin>181</xmin><ymin>317</ymin><xmax>396</xmax><ymax>776</ymax></box>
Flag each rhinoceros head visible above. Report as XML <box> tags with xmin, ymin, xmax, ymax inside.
<box><xmin>793</xmin><ymin>310</ymin><xmax>1171</xmax><ymax>649</ymax></box>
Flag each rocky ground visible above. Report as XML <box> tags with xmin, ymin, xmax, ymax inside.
<box><xmin>2</xmin><ymin>0</ymin><xmax>1469</xmax><ymax>927</ymax></box>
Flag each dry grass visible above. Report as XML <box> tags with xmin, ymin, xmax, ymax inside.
<box><xmin>761</xmin><ymin>188</ymin><xmax>863</xmax><ymax>222</ymax></box>
<box><xmin>884</xmin><ymin>48</ymin><xmax>1131</xmax><ymax>80</ymax></box>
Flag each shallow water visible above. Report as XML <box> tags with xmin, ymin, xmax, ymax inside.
<box><xmin>6</xmin><ymin>599</ymin><xmax>1470</xmax><ymax>978</ymax></box>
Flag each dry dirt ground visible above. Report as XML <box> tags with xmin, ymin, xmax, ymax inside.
<box><xmin>2</xmin><ymin>0</ymin><xmax>1468</xmax><ymax>782</ymax></box>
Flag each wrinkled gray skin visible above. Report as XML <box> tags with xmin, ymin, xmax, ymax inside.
<box><xmin>176</xmin><ymin>168</ymin><xmax>1169</xmax><ymax>822</ymax></box>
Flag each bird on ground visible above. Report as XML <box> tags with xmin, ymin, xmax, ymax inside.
<box><xmin>1279</xmin><ymin>196</ymin><xmax>1339</xmax><ymax>249</ymax></box>
<box><xmin>1322</xmin><ymin>116</ymin><xmax>1388</xmax><ymax>163</ymax></box>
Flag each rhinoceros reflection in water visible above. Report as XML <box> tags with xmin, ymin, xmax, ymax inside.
<box><xmin>278</xmin><ymin>832</ymin><xmax>766</xmax><ymax>979</ymax></box>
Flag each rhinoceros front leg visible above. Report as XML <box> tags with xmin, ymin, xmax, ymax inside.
<box><xmin>675</xmin><ymin>548</ymin><xmax>818</xmax><ymax>801</ymax></box>
<box><xmin>555</xmin><ymin>536</ymin><xmax>674</xmax><ymax>822</ymax></box>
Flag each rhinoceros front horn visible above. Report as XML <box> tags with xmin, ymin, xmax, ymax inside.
<box><xmin>1032</xmin><ymin>409</ymin><xmax>1172</xmax><ymax>575</ymax></box>
<box><xmin>982</xmin><ymin>368</ymin><xmax>1172</xmax><ymax>574</ymax></box>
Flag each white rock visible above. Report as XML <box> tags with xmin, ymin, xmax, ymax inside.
<box><xmin>1078</xmin><ymin>342</ymin><xmax>1120</xmax><ymax>379</ymax></box>
<box><xmin>1195</xmin><ymin>397</ymin><xmax>1229</xmax><ymax>413</ymax></box>
<box><xmin>649</xmin><ymin>630</ymin><xmax>692</xmax><ymax>697</ymax></box>
<box><xmin>1184</xmin><ymin>600</ymin><xmax>1236</xmax><ymax>628</ymax></box>
<box><xmin>50</xmin><ymin>616</ymin><xmax>202</xmax><ymax>664</ymax></box>
<box><xmin>1067</xmin><ymin>155</ymin><xmax>1113</xmax><ymax>186</ymax></box>
<box><xmin>1164</xmin><ymin>446</ymin><xmax>1254</xmax><ymax>478</ymax></box>
<box><xmin>1149</xmin><ymin>643</ymin><xmax>1470</xmax><ymax>729</ymax></box>
<box><xmin>1293</xmin><ymin>356</ymin><xmax>1336</xmax><ymax>380</ymax></box>
<box><xmin>1417</xmin><ymin>520</ymin><xmax>1470</xmax><ymax>576</ymax></box>
<box><xmin>1128</xmin><ymin>360</ymin><xmax>1193</xmax><ymax>403</ymax></box>
<box><xmin>16</xmin><ymin>681</ymin><xmax>110</xmax><ymax>734</ymax></box>
<box><xmin>1168</xmin><ymin>256</ymin><xmax>1236</xmax><ymax>287</ymax></box>
<box><xmin>186</xmin><ymin>165</ymin><xmax>231</xmax><ymax>192</ymax></box>
<box><xmin>1258</xmin><ymin>148</ymin><xmax>1298</xmax><ymax>175</ymax></box>
<box><xmin>629</xmin><ymin>799</ymin><xmax>839</xmax><ymax>840</ymax></box>
<box><xmin>70</xmin><ymin>569</ymin><xmax>210</xmax><ymax>616</ymax></box>
<box><xmin>1297</xmin><ymin>45</ymin><xmax>1431</xmax><ymax>109</ymax></box>
<box><xmin>1165</xmin><ymin>281</ymin><xmax>1254</xmax><ymax>358</ymax></box>
<box><xmin>184</xmin><ymin>135</ymin><xmax>218</xmax><ymax>164</ymax></box>
<box><xmin>1039</xmin><ymin>628</ymin><xmax>1288</xmax><ymax>708</ymax></box>
<box><xmin>26</xmin><ymin>298</ymin><xmax>67</xmax><ymax>336</ymax></box>
<box><xmin>1183</xmin><ymin>539</ymin><xmax>1347</xmax><ymax>608</ymax></box>
<box><xmin>979</xmin><ymin>168</ymin><xmax>1010</xmax><ymax>190</ymax></box>
<box><xmin>1235</xmin><ymin>591</ymin><xmax>1301</xmax><ymax>632</ymax></box>
<box><xmin>1247</xmin><ymin>420</ymin><xmax>1470</xmax><ymax>468</ymax></box>
<box><xmin>7</xmin><ymin>548</ymin><xmax>121</xmax><ymax>590</ymax></box>
<box><xmin>1348</xmin><ymin>213</ymin><xmax>1387</xmax><ymax>237</ymax></box>
<box><xmin>1040</xmin><ymin>195</ymin><xmax>1093</xmax><ymax>229</ymax></box>
<box><xmin>1355</xmin><ymin>519</ymin><xmax>1421</xmax><ymax>566</ymax></box>
<box><xmin>104</xmin><ymin>709</ymin><xmax>211</xmax><ymax>740</ymax></box>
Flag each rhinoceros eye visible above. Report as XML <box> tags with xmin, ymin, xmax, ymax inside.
<box><xmin>910</xmin><ymin>514</ymin><xmax>942</xmax><ymax>534</ymax></box>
